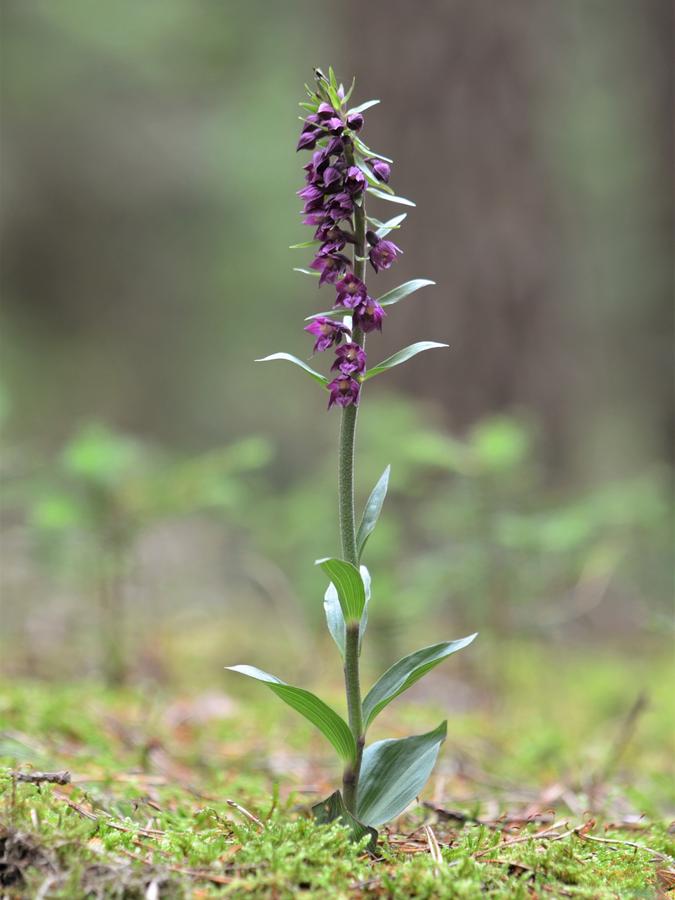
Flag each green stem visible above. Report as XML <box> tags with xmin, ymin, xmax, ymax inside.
<box><xmin>340</xmin><ymin>139</ymin><xmax>367</xmax><ymax>813</ymax></box>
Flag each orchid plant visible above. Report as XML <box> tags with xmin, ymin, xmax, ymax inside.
<box><xmin>227</xmin><ymin>69</ymin><xmax>476</xmax><ymax>848</ymax></box>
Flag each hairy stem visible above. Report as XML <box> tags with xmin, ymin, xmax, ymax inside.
<box><xmin>340</xmin><ymin>139</ymin><xmax>367</xmax><ymax>813</ymax></box>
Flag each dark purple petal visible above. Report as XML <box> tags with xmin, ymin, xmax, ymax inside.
<box><xmin>310</xmin><ymin>252</ymin><xmax>351</xmax><ymax>285</ymax></box>
<box><xmin>325</xmin><ymin>116</ymin><xmax>345</xmax><ymax>135</ymax></box>
<box><xmin>297</xmin><ymin>183</ymin><xmax>324</xmax><ymax>201</ymax></box>
<box><xmin>334</xmin><ymin>273</ymin><xmax>368</xmax><ymax>309</ymax></box>
<box><xmin>368</xmin><ymin>237</ymin><xmax>402</xmax><ymax>273</ymax></box>
<box><xmin>327</xmin><ymin>375</ymin><xmax>361</xmax><ymax>409</ymax></box>
<box><xmin>366</xmin><ymin>158</ymin><xmax>391</xmax><ymax>182</ymax></box>
<box><xmin>297</xmin><ymin>131</ymin><xmax>318</xmax><ymax>152</ymax></box>
<box><xmin>317</xmin><ymin>102</ymin><xmax>336</xmax><ymax>120</ymax></box>
<box><xmin>353</xmin><ymin>297</ymin><xmax>386</xmax><ymax>333</ymax></box>
<box><xmin>347</xmin><ymin>112</ymin><xmax>364</xmax><ymax>132</ymax></box>
<box><xmin>304</xmin><ymin>316</ymin><xmax>351</xmax><ymax>352</ymax></box>
<box><xmin>331</xmin><ymin>342</ymin><xmax>367</xmax><ymax>375</ymax></box>
<box><xmin>344</xmin><ymin>166</ymin><xmax>366</xmax><ymax>195</ymax></box>
<box><xmin>325</xmin><ymin>135</ymin><xmax>345</xmax><ymax>156</ymax></box>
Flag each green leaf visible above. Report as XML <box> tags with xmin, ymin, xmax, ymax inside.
<box><xmin>304</xmin><ymin>309</ymin><xmax>343</xmax><ymax>321</ymax></box>
<box><xmin>343</xmin><ymin>76</ymin><xmax>357</xmax><ymax>105</ymax></box>
<box><xmin>356</xmin><ymin>722</ymin><xmax>447</xmax><ymax>827</ymax></box>
<box><xmin>324</xmin><ymin>566</ymin><xmax>370</xmax><ymax>657</ymax></box>
<box><xmin>354</xmin><ymin>158</ymin><xmax>393</xmax><ymax>191</ymax></box>
<box><xmin>363</xmin><ymin>342</ymin><xmax>448</xmax><ymax>381</ymax></box>
<box><xmin>348</xmin><ymin>99</ymin><xmax>380</xmax><ymax>115</ymax></box>
<box><xmin>378</xmin><ymin>279</ymin><xmax>435</xmax><ymax>308</ymax></box>
<box><xmin>353</xmin><ymin>136</ymin><xmax>393</xmax><ymax>163</ymax></box>
<box><xmin>312</xmin><ymin>790</ymin><xmax>378</xmax><ymax>852</ymax></box>
<box><xmin>255</xmin><ymin>354</ymin><xmax>327</xmax><ymax>386</ymax></box>
<box><xmin>356</xmin><ymin>466</ymin><xmax>390</xmax><ymax>560</ymax></box>
<box><xmin>289</xmin><ymin>240</ymin><xmax>321</xmax><ymax>250</ymax></box>
<box><xmin>367</xmin><ymin>187</ymin><xmax>415</xmax><ymax>207</ymax></box>
<box><xmin>374</xmin><ymin>213</ymin><xmax>407</xmax><ymax>238</ymax></box>
<box><xmin>225</xmin><ymin>665</ymin><xmax>356</xmax><ymax>762</ymax></box>
<box><xmin>293</xmin><ymin>267</ymin><xmax>320</xmax><ymax>277</ymax></box>
<box><xmin>316</xmin><ymin>558</ymin><xmax>366</xmax><ymax>623</ymax></box>
<box><xmin>362</xmin><ymin>635</ymin><xmax>478</xmax><ymax>729</ymax></box>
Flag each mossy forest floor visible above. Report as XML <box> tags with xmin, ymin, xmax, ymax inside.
<box><xmin>1</xmin><ymin>641</ymin><xmax>674</xmax><ymax>898</ymax></box>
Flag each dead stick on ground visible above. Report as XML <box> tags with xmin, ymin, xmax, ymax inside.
<box><xmin>226</xmin><ymin>799</ymin><xmax>264</xmax><ymax>829</ymax></box>
<box><xmin>13</xmin><ymin>770</ymin><xmax>71</xmax><ymax>786</ymax></box>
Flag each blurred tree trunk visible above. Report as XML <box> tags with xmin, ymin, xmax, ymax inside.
<box><xmin>344</xmin><ymin>0</ymin><xmax>672</xmax><ymax>481</ymax></box>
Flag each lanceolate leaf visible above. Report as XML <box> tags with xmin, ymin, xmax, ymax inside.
<box><xmin>362</xmin><ymin>635</ymin><xmax>478</xmax><ymax>729</ymax></box>
<box><xmin>324</xmin><ymin>566</ymin><xmax>371</xmax><ymax>657</ymax></box>
<box><xmin>378</xmin><ymin>279</ymin><xmax>436</xmax><ymax>308</ymax></box>
<box><xmin>316</xmin><ymin>558</ymin><xmax>366</xmax><ymax>623</ymax></box>
<box><xmin>363</xmin><ymin>342</ymin><xmax>449</xmax><ymax>381</ymax></box>
<box><xmin>312</xmin><ymin>790</ymin><xmax>378</xmax><ymax>853</ymax></box>
<box><xmin>225</xmin><ymin>665</ymin><xmax>355</xmax><ymax>762</ymax></box>
<box><xmin>374</xmin><ymin>213</ymin><xmax>407</xmax><ymax>238</ymax></box>
<box><xmin>353</xmin><ymin>136</ymin><xmax>393</xmax><ymax>164</ymax></box>
<box><xmin>367</xmin><ymin>186</ymin><xmax>416</xmax><ymax>207</ymax></box>
<box><xmin>356</xmin><ymin>466</ymin><xmax>391</xmax><ymax>560</ymax></box>
<box><xmin>289</xmin><ymin>239</ymin><xmax>321</xmax><ymax>250</ymax></box>
<box><xmin>348</xmin><ymin>99</ymin><xmax>381</xmax><ymax>116</ymax></box>
<box><xmin>255</xmin><ymin>353</ymin><xmax>327</xmax><ymax>386</ymax></box>
<box><xmin>356</xmin><ymin>722</ymin><xmax>448</xmax><ymax>827</ymax></box>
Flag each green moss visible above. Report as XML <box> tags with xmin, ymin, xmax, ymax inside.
<box><xmin>1</xmin><ymin>651</ymin><xmax>672</xmax><ymax>897</ymax></box>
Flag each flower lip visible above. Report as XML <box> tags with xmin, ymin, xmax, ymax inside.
<box><xmin>368</xmin><ymin>235</ymin><xmax>402</xmax><ymax>273</ymax></box>
<box><xmin>334</xmin><ymin>273</ymin><xmax>368</xmax><ymax>309</ymax></box>
<box><xmin>331</xmin><ymin>342</ymin><xmax>367</xmax><ymax>375</ymax></box>
<box><xmin>327</xmin><ymin>374</ymin><xmax>361</xmax><ymax>409</ymax></box>
<box><xmin>304</xmin><ymin>316</ymin><xmax>351</xmax><ymax>352</ymax></box>
<box><xmin>353</xmin><ymin>297</ymin><xmax>386</xmax><ymax>333</ymax></box>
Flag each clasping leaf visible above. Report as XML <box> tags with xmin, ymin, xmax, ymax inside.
<box><xmin>324</xmin><ymin>566</ymin><xmax>370</xmax><ymax>657</ymax></box>
<box><xmin>356</xmin><ymin>722</ymin><xmax>448</xmax><ymax>826</ymax></box>
<box><xmin>316</xmin><ymin>558</ymin><xmax>366</xmax><ymax>624</ymax></box>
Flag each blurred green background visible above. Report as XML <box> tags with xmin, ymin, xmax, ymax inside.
<box><xmin>0</xmin><ymin>0</ymin><xmax>672</xmax><ymax>685</ymax></box>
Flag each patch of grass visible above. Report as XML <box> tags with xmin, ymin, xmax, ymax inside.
<box><xmin>1</xmin><ymin>641</ymin><xmax>673</xmax><ymax>897</ymax></box>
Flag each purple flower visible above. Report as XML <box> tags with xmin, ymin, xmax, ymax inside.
<box><xmin>314</xmin><ymin>222</ymin><xmax>355</xmax><ymax>247</ymax></box>
<box><xmin>353</xmin><ymin>297</ymin><xmax>386</xmax><ymax>333</ymax></box>
<box><xmin>325</xmin><ymin>135</ymin><xmax>345</xmax><ymax>156</ymax></box>
<box><xmin>304</xmin><ymin>316</ymin><xmax>351</xmax><ymax>352</ymax></box>
<box><xmin>366</xmin><ymin>158</ymin><xmax>391</xmax><ymax>183</ymax></box>
<box><xmin>300</xmin><ymin>114</ymin><xmax>320</xmax><ymax>132</ymax></box>
<box><xmin>327</xmin><ymin>374</ymin><xmax>361</xmax><ymax>409</ymax></box>
<box><xmin>317</xmin><ymin>102</ymin><xmax>337</xmax><ymax>120</ymax></box>
<box><xmin>325</xmin><ymin>191</ymin><xmax>355</xmax><ymax>223</ymax></box>
<box><xmin>325</xmin><ymin>116</ymin><xmax>345</xmax><ymax>135</ymax></box>
<box><xmin>297</xmin><ymin>183</ymin><xmax>324</xmax><ymax>202</ymax></box>
<box><xmin>321</xmin><ymin>166</ymin><xmax>344</xmax><ymax>189</ymax></box>
<box><xmin>367</xmin><ymin>233</ymin><xmax>402</xmax><ymax>273</ymax></box>
<box><xmin>309</xmin><ymin>251</ymin><xmax>351</xmax><ymax>285</ymax></box>
<box><xmin>297</xmin><ymin>130</ymin><xmax>318</xmax><ymax>152</ymax></box>
<box><xmin>302</xmin><ymin>211</ymin><xmax>326</xmax><ymax>226</ymax></box>
<box><xmin>334</xmin><ymin>273</ymin><xmax>367</xmax><ymax>309</ymax></box>
<box><xmin>332</xmin><ymin>342</ymin><xmax>367</xmax><ymax>376</ymax></box>
<box><xmin>347</xmin><ymin>112</ymin><xmax>364</xmax><ymax>132</ymax></box>
<box><xmin>344</xmin><ymin>166</ymin><xmax>366</xmax><ymax>195</ymax></box>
